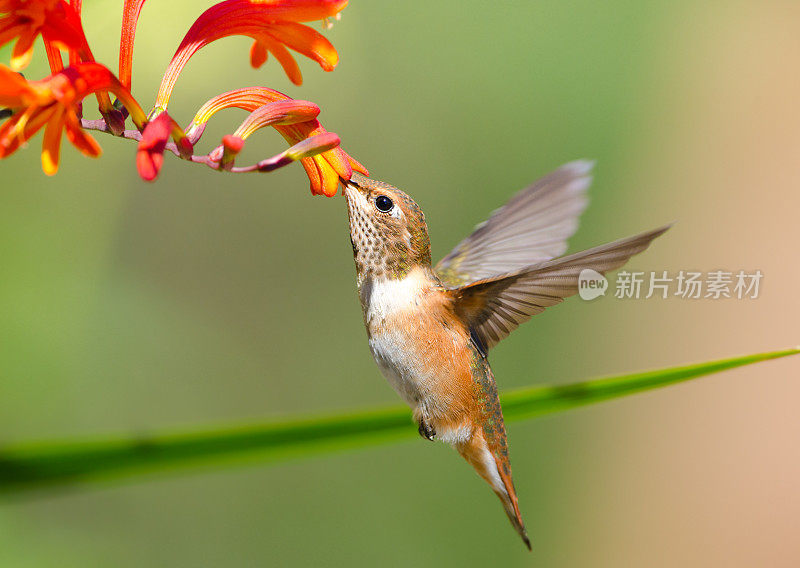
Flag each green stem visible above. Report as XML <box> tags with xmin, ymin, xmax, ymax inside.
<box><xmin>0</xmin><ymin>348</ymin><xmax>796</xmax><ymax>496</ymax></box>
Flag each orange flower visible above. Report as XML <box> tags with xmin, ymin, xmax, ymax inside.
<box><xmin>0</xmin><ymin>0</ymin><xmax>89</xmax><ymax>70</ymax></box>
<box><xmin>154</xmin><ymin>0</ymin><xmax>348</xmax><ymax>111</ymax></box>
<box><xmin>255</xmin><ymin>131</ymin><xmax>341</xmax><ymax>174</ymax></box>
<box><xmin>136</xmin><ymin>110</ymin><xmax>192</xmax><ymax>181</ymax></box>
<box><xmin>0</xmin><ymin>62</ymin><xmax>147</xmax><ymax>174</ymax></box>
<box><xmin>0</xmin><ymin>1</ymin><xmax>363</xmax><ymax>194</ymax></box>
<box><xmin>218</xmin><ymin>134</ymin><xmax>245</xmax><ymax>170</ymax></box>
<box><xmin>188</xmin><ymin>87</ymin><xmax>367</xmax><ymax>196</ymax></box>
<box><xmin>118</xmin><ymin>0</ymin><xmax>146</xmax><ymax>89</ymax></box>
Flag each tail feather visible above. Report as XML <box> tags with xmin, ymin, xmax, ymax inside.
<box><xmin>458</xmin><ymin>430</ymin><xmax>531</xmax><ymax>550</ymax></box>
<box><xmin>495</xmin><ymin>456</ymin><xmax>531</xmax><ymax>550</ymax></box>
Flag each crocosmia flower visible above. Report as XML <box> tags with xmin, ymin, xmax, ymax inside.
<box><xmin>0</xmin><ymin>63</ymin><xmax>145</xmax><ymax>174</ymax></box>
<box><xmin>0</xmin><ymin>0</ymin><xmax>89</xmax><ymax>70</ymax></box>
<box><xmin>0</xmin><ymin>0</ymin><xmax>365</xmax><ymax>196</ymax></box>
<box><xmin>188</xmin><ymin>87</ymin><xmax>367</xmax><ymax>195</ymax></box>
<box><xmin>154</xmin><ymin>0</ymin><xmax>348</xmax><ymax>111</ymax></box>
<box><xmin>136</xmin><ymin>111</ymin><xmax>193</xmax><ymax>181</ymax></box>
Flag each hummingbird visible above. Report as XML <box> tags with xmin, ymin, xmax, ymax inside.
<box><xmin>342</xmin><ymin>161</ymin><xmax>669</xmax><ymax>549</ymax></box>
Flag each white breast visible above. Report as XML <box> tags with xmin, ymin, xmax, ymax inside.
<box><xmin>364</xmin><ymin>273</ymin><xmax>426</xmax><ymax>325</ymax></box>
<box><xmin>363</xmin><ymin>272</ymin><xmax>430</xmax><ymax>407</ymax></box>
<box><xmin>362</xmin><ymin>272</ymin><xmax>474</xmax><ymax>446</ymax></box>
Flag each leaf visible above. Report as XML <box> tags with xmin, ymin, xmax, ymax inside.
<box><xmin>0</xmin><ymin>348</ymin><xmax>796</xmax><ymax>495</ymax></box>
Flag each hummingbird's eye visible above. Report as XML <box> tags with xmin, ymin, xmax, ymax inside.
<box><xmin>374</xmin><ymin>195</ymin><xmax>394</xmax><ymax>213</ymax></box>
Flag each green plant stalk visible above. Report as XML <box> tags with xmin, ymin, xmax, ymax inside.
<box><xmin>0</xmin><ymin>348</ymin><xmax>797</xmax><ymax>495</ymax></box>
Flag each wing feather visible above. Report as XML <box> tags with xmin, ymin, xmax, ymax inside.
<box><xmin>454</xmin><ymin>225</ymin><xmax>670</xmax><ymax>351</ymax></box>
<box><xmin>435</xmin><ymin>160</ymin><xmax>593</xmax><ymax>287</ymax></box>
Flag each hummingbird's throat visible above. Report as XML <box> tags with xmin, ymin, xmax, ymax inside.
<box><xmin>344</xmin><ymin>178</ymin><xmax>432</xmax><ymax>285</ymax></box>
<box><xmin>347</xmin><ymin>201</ymin><xmax>414</xmax><ymax>283</ymax></box>
<box><xmin>350</xmin><ymin>230</ymin><xmax>416</xmax><ymax>283</ymax></box>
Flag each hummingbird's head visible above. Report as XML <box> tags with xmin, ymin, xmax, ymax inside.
<box><xmin>344</xmin><ymin>173</ymin><xmax>431</xmax><ymax>283</ymax></box>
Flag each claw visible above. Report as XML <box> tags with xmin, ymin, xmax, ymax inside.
<box><xmin>418</xmin><ymin>420</ymin><xmax>436</xmax><ymax>441</ymax></box>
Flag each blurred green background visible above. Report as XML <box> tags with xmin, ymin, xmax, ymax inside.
<box><xmin>2</xmin><ymin>1</ymin><xmax>799</xmax><ymax>566</ymax></box>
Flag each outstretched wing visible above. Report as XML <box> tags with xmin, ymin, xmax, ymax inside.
<box><xmin>454</xmin><ymin>225</ymin><xmax>670</xmax><ymax>353</ymax></box>
<box><xmin>435</xmin><ymin>160</ymin><xmax>593</xmax><ymax>287</ymax></box>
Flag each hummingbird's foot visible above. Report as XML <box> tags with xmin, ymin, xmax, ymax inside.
<box><xmin>418</xmin><ymin>419</ymin><xmax>436</xmax><ymax>441</ymax></box>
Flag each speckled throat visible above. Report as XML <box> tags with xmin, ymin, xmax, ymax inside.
<box><xmin>344</xmin><ymin>174</ymin><xmax>432</xmax><ymax>286</ymax></box>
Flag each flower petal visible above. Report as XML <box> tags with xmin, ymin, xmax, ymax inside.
<box><xmin>119</xmin><ymin>0</ymin><xmax>148</xmax><ymax>88</ymax></box>
<box><xmin>10</xmin><ymin>31</ymin><xmax>35</xmax><ymax>70</ymax></box>
<box><xmin>297</xmin><ymin>152</ymin><xmax>339</xmax><ymax>196</ymax></box>
<box><xmin>43</xmin><ymin>39</ymin><xmax>65</xmax><ymax>73</ymax></box>
<box><xmin>136</xmin><ymin>112</ymin><xmax>172</xmax><ymax>181</ymax></box>
<box><xmin>0</xmin><ymin>105</ymin><xmax>56</xmax><ymax>158</ymax></box>
<box><xmin>234</xmin><ymin>0</ymin><xmax>348</xmax><ymax>22</ymax></box>
<box><xmin>18</xmin><ymin>105</ymin><xmax>54</xmax><ymax>134</ymax></box>
<box><xmin>313</xmin><ymin>154</ymin><xmax>339</xmax><ymax>196</ymax></box>
<box><xmin>286</xmin><ymin>131</ymin><xmax>339</xmax><ymax>160</ymax></box>
<box><xmin>0</xmin><ymin>22</ymin><xmax>26</xmax><ymax>52</ymax></box>
<box><xmin>264</xmin><ymin>21</ymin><xmax>338</xmax><ymax>72</ymax></box>
<box><xmin>233</xmin><ymin>100</ymin><xmax>320</xmax><ymax>139</ymax></box>
<box><xmin>300</xmin><ymin>156</ymin><xmax>321</xmax><ymax>192</ymax></box>
<box><xmin>64</xmin><ymin>113</ymin><xmax>101</xmax><ymax>157</ymax></box>
<box><xmin>255</xmin><ymin>130</ymin><xmax>339</xmax><ymax>172</ymax></box>
<box><xmin>186</xmin><ymin>87</ymin><xmax>292</xmax><ymax>142</ymax></box>
<box><xmin>258</xmin><ymin>35</ymin><xmax>302</xmax><ymax>85</ymax></box>
<box><xmin>346</xmin><ymin>153</ymin><xmax>368</xmax><ymax>176</ymax></box>
<box><xmin>41</xmin><ymin>105</ymin><xmax>65</xmax><ymax>175</ymax></box>
<box><xmin>0</xmin><ymin>112</ymin><xmax>23</xmax><ymax>156</ymax></box>
<box><xmin>0</xmin><ymin>0</ymin><xmax>91</xmax><ymax>69</ymax></box>
<box><xmin>0</xmin><ymin>63</ymin><xmax>37</xmax><ymax>107</ymax></box>
<box><xmin>192</xmin><ymin>87</ymin><xmax>291</xmax><ymax>124</ymax></box>
<box><xmin>154</xmin><ymin>0</ymin><xmax>348</xmax><ymax>108</ymax></box>
<box><xmin>249</xmin><ymin>40</ymin><xmax>268</xmax><ymax>68</ymax></box>
<box><xmin>218</xmin><ymin>134</ymin><xmax>244</xmax><ymax>169</ymax></box>
<box><xmin>321</xmin><ymin>146</ymin><xmax>351</xmax><ymax>179</ymax></box>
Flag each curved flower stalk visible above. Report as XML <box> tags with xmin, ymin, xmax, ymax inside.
<box><xmin>186</xmin><ymin>87</ymin><xmax>367</xmax><ymax>195</ymax></box>
<box><xmin>0</xmin><ymin>0</ymin><xmax>364</xmax><ymax>195</ymax></box>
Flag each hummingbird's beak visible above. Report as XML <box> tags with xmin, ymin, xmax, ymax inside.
<box><xmin>345</xmin><ymin>172</ymin><xmax>371</xmax><ymax>193</ymax></box>
<box><xmin>343</xmin><ymin>175</ymin><xmax>369</xmax><ymax>209</ymax></box>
